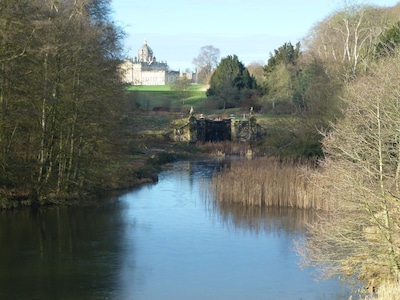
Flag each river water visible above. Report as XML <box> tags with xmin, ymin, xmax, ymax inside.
<box><xmin>0</xmin><ymin>159</ymin><xmax>352</xmax><ymax>299</ymax></box>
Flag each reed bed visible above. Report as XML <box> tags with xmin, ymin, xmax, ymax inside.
<box><xmin>370</xmin><ymin>281</ymin><xmax>400</xmax><ymax>300</ymax></box>
<box><xmin>212</xmin><ymin>157</ymin><xmax>332</xmax><ymax>210</ymax></box>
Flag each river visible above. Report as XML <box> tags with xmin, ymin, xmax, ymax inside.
<box><xmin>0</xmin><ymin>159</ymin><xmax>352</xmax><ymax>299</ymax></box>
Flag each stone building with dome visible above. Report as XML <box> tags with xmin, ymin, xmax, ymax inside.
<box><xmin>120</xmin><ymin>40</ymin><xmax>181</xmax><ymax>86</ymax></box>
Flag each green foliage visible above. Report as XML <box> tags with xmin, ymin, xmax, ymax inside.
<box><xmin>260</xmin><ymin>41</ymin><xmax>340</xmax><ymax>158</ymax></box>
<box><xmin>375</xmin><ymin>21</ymin><xmax>400</xmax><ymax>57</ymax></box>
<box><xmin>293</xmin><ymin>56</ymin><xmax>339</xmax><ymax>116</ymax></box>
<box><xmin>258</xmin><ymin>117</ymin><xmax>324</xmax><ymax>159</ymax></box>
<box><xmin>262</xmin><ymin>42</ymin><xmax>301</xmax><ymax>112</ymax></box>
<box><xmin>264</xmin><ymin>42</ymin><xmax>300</xmax><ymax>73</ymax></box>
<box><xmin>206</xmin><ymin>55</ymin><xmax>257</xmax><ymax>109</ymax></box>
<box><xmin>263</xmin><ymin>64</ymin><xmax>294</xmax><ymax>112</ymax></box>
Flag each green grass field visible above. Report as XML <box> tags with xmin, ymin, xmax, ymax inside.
<box><xmin>126</xmin><ymin>84</ymin><xmax>205</xmax><ymax>92</ymax></box>
<box><xmin>124</xmin><ymin>84</ymin><xmax>265</xmax><ymax>119</ymax></box>
<box><xmin>125</xmin><ymin>84</ymin><xmax>207</xmax><ymax>112</ymax></box>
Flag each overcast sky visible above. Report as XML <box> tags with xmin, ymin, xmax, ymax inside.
<box><xmin>111</xmin><ymin>0</ymin><xmax>400</xmax><ymax>71</ymax></box>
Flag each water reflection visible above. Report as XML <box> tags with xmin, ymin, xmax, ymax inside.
<box><xmin>0</xmin><ymin>159</ymin><xmax>351</xmax><ymax>300</ymax></box>
<box><xmin>0</xmin><ymin>204</ymin><xmax>127</xmax><ymax>300</ymax></box>
<box><xmin>118</xmin><ymin>160</ymin><xmax>351</xmax><ymax>300</ymax></box>
<box><xmin>215</xmin><ymin>202</ymin><xmax>315</xmax><ymax>236</ymax></box>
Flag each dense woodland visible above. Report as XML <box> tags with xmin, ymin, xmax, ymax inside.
<box><xmin>0</xmin><ymin>0</ymin><xmax>126</xmax><ymax>206</ymax></box>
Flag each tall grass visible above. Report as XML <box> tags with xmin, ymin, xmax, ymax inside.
<box><xmin>371</xmin><ymin>281</ymin><xmax>400</xmax><ymax>300</ymax></box>
<box><xmin>212</xmin><ymin>157</ymin><xmax>331</xmax><ymax>210</ymax></box>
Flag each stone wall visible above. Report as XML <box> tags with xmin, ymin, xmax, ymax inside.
<box><xmin>172</xmin><ymin>115</ymin><xmax>260</xmax><ymax>143</ymax></box>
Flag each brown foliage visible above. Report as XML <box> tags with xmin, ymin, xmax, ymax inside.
<box><xmin>298</xmin><ymin>54</ymin><xmax>400</xmax><ymax>294</ymax></box>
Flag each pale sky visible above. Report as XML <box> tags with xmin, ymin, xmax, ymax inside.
<box><xmin>111</xmin><ymin>0</ymin><xmax>400</xmax><ymax>71</ymax></box>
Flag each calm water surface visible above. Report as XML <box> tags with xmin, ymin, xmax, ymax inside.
<box><xmin>0</xmin><ymin>159</ymin><xmax>352</xmax><ymax>299</ymax></box>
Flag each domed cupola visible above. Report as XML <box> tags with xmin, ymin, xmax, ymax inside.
<box><xmin>138</xmin><ymin>40</ymin><xmax>154</xmax><ymax>63</ymax></box>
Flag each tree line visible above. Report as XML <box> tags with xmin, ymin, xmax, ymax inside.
<box><xmin>196</xmin><ymin>1</ymin><xmax>400</xmax><ymax>295</ymax></box>
<box><xmin>297</xmin><ymin>3</ymin><xmax>400</xmax><ymax>294</ymax></box>
<box><xmin>196</xmin><ymin>2</ymin><xmax>400</xmax><ymax>159</ymax></box>
<box><xmin>0</xmin><ymin>0</ymin><xmax>125</xmax><ymax>206</ymax></box>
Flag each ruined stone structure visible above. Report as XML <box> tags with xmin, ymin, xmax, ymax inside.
<box><xmin>120</xmin><ymin>40</ymin><xmax>194</xmax><ymax>86</ymax></box>
<box><xmin>173</xmin><ymin>109</ymin><xmax>261</xmax><ymax>143</ymax></box>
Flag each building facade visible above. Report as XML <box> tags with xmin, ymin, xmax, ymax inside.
<box><xmin>120</xmin><ymin>40</ymin><xmax>180</xmax><ymax>86</ymax></box>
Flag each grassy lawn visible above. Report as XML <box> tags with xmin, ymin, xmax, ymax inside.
<box><xmin>126</xmin><ymin>85</ymin><xmax>172</xmax><ymax>92</ymax></box>
<box><xmin>126</xmin><ymin>84</ymin><xmax>205</xmax><ymax>92</ymax></box>
<box><xmin>125</xmin><ymin>84</ymin><xmax>207</xmax><ymax>112</ymax></box>
<box><xmin>124</xmin><ymin>84</ymin><xmax>292</xmax><ymax>127</ymax></box>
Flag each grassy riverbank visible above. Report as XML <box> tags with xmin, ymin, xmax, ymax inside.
<box><xmin>0</xmin><ymin>111</ymin><xmax>201</xmax><ymax>209</ymax></box>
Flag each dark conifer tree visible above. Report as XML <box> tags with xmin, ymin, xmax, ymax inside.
<box><xmin>206</xmin><ymin>55</ymin><xmax>257</xmax><ymax>109</ymax></box>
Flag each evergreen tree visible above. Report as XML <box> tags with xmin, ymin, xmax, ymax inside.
<box><xmin>206</xmin><ymin>55</ymin><xmax>257</xmax><ymax>109</ymax></box>
<box><xmin>262</xmin><ymin>42</ymin><xmax>301</xmax><ymax>114</ymax></box>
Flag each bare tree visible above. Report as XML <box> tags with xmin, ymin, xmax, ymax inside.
<box><xmin>192</xmin><ymin>45</ymin><xmax>220</xmax><ymax>84</ymax></box>
<box><xmin>0</xmin><ymin>0</ymin><xmax>34</xmax><ymax>175</ymax></box>
<box><xmin>297</xmin><ymin>53</ymin><xmax>400</xmax><ymax>295</ymax></box>
<box><xmin>246</xmin><ymin>61</ymin><xmax>264</xmax><ymax>85</ymax></box>
<box><xmin>305</xmin><ymin>1</ymin><xmax>388</xmax><ymax>80</ymax></box>
<box><xmin>0</xmin><ymin>0</ymin><xmax>124</xmax><ymax>203</ymax></box>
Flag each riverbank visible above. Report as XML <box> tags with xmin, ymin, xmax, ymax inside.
<box><xmin>0</xmin><ymin>109</ymin><xmax>254</xmax><ymax>210</ymax></box>
<box><xmin>0</xmin><ymin>134</ymin><xmax>250</xmax><ymax>209</ymax></box>
<box><xmin>0</xmin><ymin>112</ymin><xmax>195</xmax><ymax>209</ymax></box>
<box><xmin>0</xmin><ymin>140</ymin><xmax>200</xmax><ymax>209</ymax></box>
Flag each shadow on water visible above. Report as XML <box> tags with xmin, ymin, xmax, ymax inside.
<box><xmin>0</xmin><ymin>202</ymin><xmax>129</xmax><ymax>300</ymax></box>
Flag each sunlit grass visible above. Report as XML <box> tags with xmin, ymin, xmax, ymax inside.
<box><xmin>125</xmin><ymin>84</ymin><xmax>207</xmax><ymax>111</ymax></box>
<box><xmin>125</xmin><ymin>84</ymin><xmax>205</xmax><ymax>92</ymax></box>
<box><xmin>126</xmin><ymin>85</ymin><xmax>172</xmax><ymax>91</ymax></box>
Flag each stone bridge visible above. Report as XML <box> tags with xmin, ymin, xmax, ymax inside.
<box><xmin>172</xmin><ymin>109</ymin><xmax>263</xmax><ymax>143</ymax></box>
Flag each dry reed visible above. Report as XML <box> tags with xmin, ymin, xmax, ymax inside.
<box><xmin>372</xmin><ymin>281</ymin><xmax>400</xmax><ymax>300</ymax></box>
<box><xmin>212</xmin><ymin>157</ymin><xmax>331</xmax><ymax>210</ymax></box>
